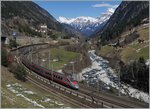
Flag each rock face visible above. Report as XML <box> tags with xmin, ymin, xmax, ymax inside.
<box><xmin>58</xmin><ymin>8</ymin><xmax>114</xmax><ymax>37</ymax></box>
<box><xmin>92</xmin><ymin>1</ymin><xmax>149</xmax><ymax>43</ymax></box>
<box><xmin>1</xmin><ymin>1</ymin><xmax>84</xmax><ymax>38</ymax></box>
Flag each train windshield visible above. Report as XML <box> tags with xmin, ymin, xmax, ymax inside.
<box><xmin>70</xmin><ymin>77</ymin><xmax>75</xmax><ymax>82</ymax></box>
<box><xmin>70</xmin><ymin>78</ymin><xmax>77</xmax><ymax>84</ymax></box>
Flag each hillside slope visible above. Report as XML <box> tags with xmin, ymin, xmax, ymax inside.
<box><xmin>98</xmin><ymin>24</ymin><xmax>149</xmax><ymax>63</ymax></box>
<box><xmin>1</xmin><ymin>1</ymin><xmax>83</xmax><ymax>38</ymax></box>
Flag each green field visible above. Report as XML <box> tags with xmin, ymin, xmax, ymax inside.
<box><xmin>1</xmin><ymin>66</ymin><xmax>76</xmax><ymax>108</ymax></box>
<box><xmin>38</xmin><ymin>48</ymin><xmax>81</xmax><ymax>70</ymax></box>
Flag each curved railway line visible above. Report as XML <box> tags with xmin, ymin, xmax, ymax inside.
<box><xmin>11</xmin><ymin>43</ymin><xmax>149</xmax><ymax>108</ymax></box>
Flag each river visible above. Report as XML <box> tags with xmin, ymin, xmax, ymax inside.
<box><xmin>80</xmin><ymin>50</ymin><xmax>149</xmax><ymax>103</ymax></box>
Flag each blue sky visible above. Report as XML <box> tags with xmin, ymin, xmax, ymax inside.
<box><xmin>34</xmin><ymin>1</ymin><xmax>121</xmax><ymax>19</ymax></box>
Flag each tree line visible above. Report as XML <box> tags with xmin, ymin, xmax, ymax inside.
<box><xmin>119</xmin><ymin>57</ymin><xmax>149</xmax><ymax>93</ymax></box>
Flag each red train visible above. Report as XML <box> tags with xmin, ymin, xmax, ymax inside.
<box><xmin>22</xmin><ymin>58</ymin><xmax>79</xmax><ymax>90</ymax></box>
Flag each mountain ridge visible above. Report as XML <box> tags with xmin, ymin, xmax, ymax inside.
<box><xmin>58</xmin><ymin>8</ymin><xmax>114</xmax><ymax>37</ymax></box>
<box><xmin>92</xmin><ymin>1</ymin><xmax>149</xmax><ymax>44</ymax></box>
<box><xmin>1</xmin><ymin>1</ymin><xmax>84</xmax><ymax>38</ymax></box>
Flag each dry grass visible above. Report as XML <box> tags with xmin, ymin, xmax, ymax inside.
<box><xmin>100</xmin><ymin>25</ymin><xmax>149</xmax><ymax>63</ymax></box>
<box><xmin>1</xmin><ymin>66</ymin><xmax>76</xmax><ymax>108</ymax></box>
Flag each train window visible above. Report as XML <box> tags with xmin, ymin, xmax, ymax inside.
<box><xmin>32</xmin><ymin>66</ymin><xmax>36</xmax><ymax>70</ymax></box>
<box><xmin>37</xmin><ymin>67</ymin><xmax>40</xmax><ymax>71</ymax></box>
<box><xmin>60</xmin><ymin>77</ymin><xmax>62</xmax><ymax>80</ymax></box>
<box><xmin>64</xmin><ymin>78</ymin><xmax>69</xmax><ymax>82</ymax></box>
<box><xmin>45</xmin><ymin>71</ymin><xmax>51</xmax><ymax>76</ymax></box>
<box><xmin>33</xmin><ymin>65</ymin><xmax>40</xmax><ymax>71</ymax></box>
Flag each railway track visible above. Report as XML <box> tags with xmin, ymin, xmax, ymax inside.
<box><xmin>17</xmin><ymin>55</ymin><xmax>102</xmax><ymax>108</ymax></box>
<box><xmin>22</xmin><ymin>55</ymin><xmax>149</xmax><ymax>108</ymax></box>
<box><xmin>12</xmin><ymin>43</ymin><xmax>149</xmax><ymax>108</ymax></box>
<box><xmin>78</xmin><ymin>85</ymin><xmax>149</xmax><ymax>108</ymax></box>
<box><xmin>26</xmin><ymin>76</ymin><xmax>91</xmax><ymax>108</ymax></box>
<box><xmin>79</xmin><ymin>88</ymin><xmax>129</xmax><ymax>108</ymax></box>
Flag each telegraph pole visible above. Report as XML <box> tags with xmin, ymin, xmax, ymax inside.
<box><xmin>49</xmin><ymin>50</ymin><xmax>53</xmax><ymax>82</ymax></box>
<box><xmin>73</xmin><ymin>62</ymin><xmax>74</xmax><ymax>78</ymax></box>
<box><xmin>28</xmin><ymin>45</ymin><xmax>30</xmax><ymax>60</ymax></box>
<box><xmin>118</xmin><ymin>66</ymin><xmax>121</xmax><ymax>96</ymax></box>
<box><xmin>52</xmin><ymin>63</ymin><xmax>53</xmax><ymax>82</ymax></box>
<box><xmin>17</xmin><ymin>46</ymin><xmax>19</xmax><ymax>56</ymax></box>
<box><xmin>30</xmin><ymin>37</ymin><xmax>33</xmax><ymax>63</ymax></box>
<box><xmin>86</xmin><ymin>81</ymin><xmax>89</xmax><ymax>87</ymax></box>
<box><xmin>37</xmin><ymin>53</ymin><xmax>38</xmax><ymax>65</ymax></box>
<box><xmin>49</xmin><ymin>50</ymin><xmax>50</xmax><ymax>69</ymax></box>
<box><xmin>70</xmin><ymin>61</ymin><xmax>75</xmax><ymax>79</ymax></box>
<box><xmin>31</xmin><ymin>46</ymin><xmax>33</xmax><ymax>63</ymax></box>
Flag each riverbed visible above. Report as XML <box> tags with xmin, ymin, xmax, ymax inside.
<box><xmin>81</xmin><ymin>50</ymin><xmax>149</xmax><ymax>103</ymax></box>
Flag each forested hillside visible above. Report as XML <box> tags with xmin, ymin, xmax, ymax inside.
<box><xmin>93</xmin><ymin>1</ymin><xmax>149</xmax><ymax>44</ymax></box>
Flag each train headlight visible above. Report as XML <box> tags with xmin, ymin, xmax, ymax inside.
<box><xmin>75</xmin><ymin>84</ymin><xmax>79</xmax><ymax>89</ymax></box>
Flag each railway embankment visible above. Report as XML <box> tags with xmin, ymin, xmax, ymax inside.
<box><xmin>1</xmin><ymin>65</ymin><xmax>75</xmax><ymax>108</ymax></box>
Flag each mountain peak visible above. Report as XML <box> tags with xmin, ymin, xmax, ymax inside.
<box><xmin>107</xmin><ymin>8</ymin><xmax>115</xmax><ymax>13</ymax></box>
<box><xmin>58</xmin><ymin>16</ymin><xmax>73</xmax><ymax>23</ymax></box>
<box><xmin>58</xmin><ymin>9</ymin><xmax>114</xmax><ymax>36</ymax></box>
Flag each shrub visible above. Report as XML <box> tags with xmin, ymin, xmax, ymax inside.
<box><xmin>14</xmin><ymin>65</ymin><xmax>27</xmax><ymax>81</ymax></box>
<box><xmin>120</xmin><ymin>57</ymin><xmax>149</xmax><ymax>93</ymax></box>
<box><xmin>9</xmin><ymin>39</ymin><xmax>18</xmax><ymax>48</ymax></box>
<box><xmin>1</xmin><ymin>48</ymin><xmax>8</xmax><ymax>67</ymax></box>
<box><xmin>9</xmin><ymin>63</ymin><xmax>27</xmax><ymax>81</ymax></box>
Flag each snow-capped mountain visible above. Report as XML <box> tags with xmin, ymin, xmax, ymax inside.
<box><xmin>58</xmin><ymin>8</ymin><xmax>114</xmax><ymax>37</ymax></box>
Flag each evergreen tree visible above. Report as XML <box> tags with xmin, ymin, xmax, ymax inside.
<box><xmin>120</xmin><ymin>57</ymin><xmax>149</xmax><ymax>92</ymax></box>
<box><xmin>1</xmin><ymin>48</ymin><xmax>8</xmax><ymax>67</ymax></box>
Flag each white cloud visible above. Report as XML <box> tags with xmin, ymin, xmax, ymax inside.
<box><xmin>92</xmin><ymin>3</ymin><xmax>119</xmax><ymax>8</ymax></box>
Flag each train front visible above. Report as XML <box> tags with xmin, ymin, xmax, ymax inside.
<box><xmin>69</xmin><ymin>77</ymin><xmax>79</xmax><ymax>90</ymax></box>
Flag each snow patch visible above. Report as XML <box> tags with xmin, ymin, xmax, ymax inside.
<box><xmin>7</xmin><ymin>87</ymin><xmax>19</xmax><ymax>94</ymax></box>
<box><xmin>16</xmin><ymin>94</ymin><xmax>45</xmax><ymax>108</ymax></box>
<box><xmin>23</xmin><ymin>91</ymin><xmax>36</xmax><ymax>95</ymax></box>
<box><xmin>55</xmin><ymin>101</ymin><xmax>64</xmax><ymax>106</ymax></box>
<box><xmin>6</xmin><ymin>84</ymin><xmax>11</xmax><ymax>87</ymax></box>
<box><xmin>6</xmin><ymin>83</ymin><xmax>66</xmax><ymax>107</ymax></box>
<box><xmin>146</xmin><ymin>59</ymin><xmax>150</xmax><ymax>65</ymax></box>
